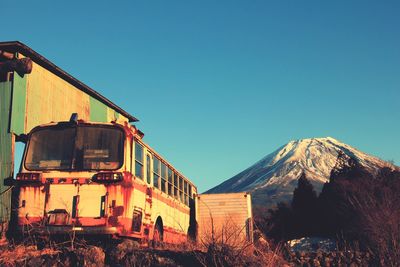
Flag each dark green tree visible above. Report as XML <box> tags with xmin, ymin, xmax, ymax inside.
<box><xmin>262</xmin><ymin>202</ymin><xmax>294</xmax><ymax>241</ymax></box>
<box><xmin>291</xmin><ymin>172</ymin><xmax>319</xmax><ymax>237</ymax></box>
<box><xmin>318</xmin><ymin>152</ymin><xmax>373</xmax><ymax>238</ymax></box>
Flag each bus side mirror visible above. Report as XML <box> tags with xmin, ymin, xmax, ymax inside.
<box><xmin>4</xmin><ymin>177</ymin><xmax>15</xmax><ymax>186</ymax></box>
<box><xmin>70</xmin><ymin>113</ymin><xmax>78</xmax><ymax>124</ymax></box>
<box><xmin>16</xmin><ymin>134</ymin><xmax>28</xmax><ymax>143</ymax></box>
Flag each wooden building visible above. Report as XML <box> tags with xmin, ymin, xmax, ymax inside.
<box><xmin>0</xmin><ymin>41</ymin><xmax>137</xmax><ymax>230</ymax></box>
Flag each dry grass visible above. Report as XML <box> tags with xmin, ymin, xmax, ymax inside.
<box><xmin>0</xmin><ymin>243</ymin><xmax>59</xmax><ymax>266</ymax></box>
<box><xmin>0</xmin><ymin>234</ymin><xmax>287</xmax><ymax>267</ymax></box>
<box><xmin>192</xmin><ymin>216</ymin><xmax>287</xmax><ymax>267</ymax></box>
<box><xmin>0</xmin><ymin>213</ymin><xmax>287</xmax><ymax>267</ymax></box>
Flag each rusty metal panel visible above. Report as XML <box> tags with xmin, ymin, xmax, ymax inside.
<box><xmin>45</xmin><ymin>185</ymin><xmax>75</xmax><ymax>215</ymax></box>
<box><xmin>18</xmin><ymin>186</ymin><xmax>46</xmax><ymax>220</ymax></box>
<box><xmin>10</xmin><ymin>73</ymin><xmax>27</xmax><ymax>135</ymax></box>
<box><xmin>24</xmin><ymin>60</ymin><xmax>91</xmax><ymax>132</ymax></box>
<box><xmin>0</xmin><ymin>81</ymin><xmax>13</xmax><ymax>223</ymax></box>
<box><xmin>78</xmin><ymin>184</ymin><xmax>107</xmax><ymax>217</ymax></box>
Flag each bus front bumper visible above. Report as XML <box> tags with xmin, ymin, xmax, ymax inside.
<box><xmin>34</xmin><ymin>225</ymin><xmax>118</xmax><ymax>235</ymax></box>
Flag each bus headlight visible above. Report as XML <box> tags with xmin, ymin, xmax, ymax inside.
<box><xmin>16</xmin><ymin>173</ymin><xmax>42</xmax><ymax>183</ymax></box>
<box><xmin>92</xmin><ymin>172</ymin><xmax>123</xmax><ymax>183</ymax></box>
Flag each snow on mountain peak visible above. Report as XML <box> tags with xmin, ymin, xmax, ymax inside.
<box><xmin>207</xmin><ymin>137</ymin><xmax>395</xmax><ymax>206</ymax></box>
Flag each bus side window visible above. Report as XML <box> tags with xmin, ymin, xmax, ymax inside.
<box><xmin>189</xmin><ymin>185</ymin><xmax>192</xmax><ymax>199</ymax></box>
<box><xmin>179</xmin><ymin>176</ymin><xmax>183</xmax><ymax>203</ymax></box>
<box><xmin>168</xmin><ymin>168</ymin><xmax>173</xmax><ymax>196</ymax></box>
<box><xmin>174</xmin><ymin>173</ymin><xmax>179</xmax><ymax>200</ymax></box>
<box><xmin>161</xmin><ymin>162</ymin><xmax>167</xmax><ymax>193</ymax></box>
<box><xmin>135</xmin><ymin>142</ymin><xmax>144</xmax><ymax>179</ymax></box>
<box><xmin>184</xmin><ymin>180</ymin><xmax>188</xmax><ymax>206</ymax></box>
<box><xmin>130</xmin><ymin>139</ymin><xmax>133</xmax><ymax>173</ymax></box>
<box><xmin>131</xmin><ymin>210</ymin><xmax>142</xmax><ymax>232</ymax></box>
<box><xmin>153</xmin><ymin>157</ymin><xmax>160</xmax><ymax>189</ymax></box>
<box><xmin>146</xmin><ymin>154</ymin><xmax>151</xmax><ymax>185</ymax></box>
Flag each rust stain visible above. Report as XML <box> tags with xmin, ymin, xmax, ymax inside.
<box><xmin>122</xmin><ymin>121</ymin><xmax>134</xmax><ymax>138</ymax></box>
<box><xmin>121</xmin><ymin>172</ymin><xmax>133</xmax><ymax>217</ymax></box>
<box><xmin>42</xmin><ymin>183</ymin><xmax>50</xmax><ymax>215</ymax></box>
<box><xmin>105</xmin><ymin>172</ymin><xmax>134</xmax><ymax>229</ymax></box>
<box><xmin>32</xmin><ymin>186</ymin><xmax>38</xmax><ymax>201</ymax></box>
<box><xmin>106</xmin><ymin>183</ymin><xmax>121</xmax><ymax>227</ymax></box>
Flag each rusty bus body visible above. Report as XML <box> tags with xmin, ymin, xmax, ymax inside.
<box><xmin>14</xmin><ymin>119</ymin><xmax>197</xmax><ymax>243</ymax></box>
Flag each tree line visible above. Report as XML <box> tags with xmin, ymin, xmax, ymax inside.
<box><xmin>255</xmin><ymin>152</ymin><xmax>400</xmax><ymax>266</ymax></box>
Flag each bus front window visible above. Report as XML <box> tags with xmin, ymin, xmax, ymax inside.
<box><xmin>25</xmin><ymin>125</ymin><xmax>124</xmax><ymax>171</ymax></box>
<box><xmin>75</xmin><ymin>126</ymin><xmax>124</xmax><ymax>170</ymax></box>
<box><xmin>25</xmin><ymin>127</ymin><xmax>76</xmax><ymax>170</ymax></box>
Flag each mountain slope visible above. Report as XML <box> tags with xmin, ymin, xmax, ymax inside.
<box><xmin>207</xmin><ymin>137</ymin><xmax>395</xmax><ymax>206</ymax></box>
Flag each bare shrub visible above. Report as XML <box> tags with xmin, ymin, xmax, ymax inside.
<box><xmin>0</xmin><ymin>243</ymin><xmax>60</xmax><ymax>266</ymax></box>
<box><xmin>194</xmin><ymin>215</ymin><xmax>286</xmax><ymax>267</ymax></box>
<box><xmin>346</xmin><ymin>170</ymin><xmax>400</xmax><ymax>266</ymax></box>
<box><xmin>197</xmin><ymin>215</ymin><xmax>251</xmax><ymax>249</ymax></box>
<box><xmin>319</xmin><ymin>162</ymin><xmax>400</xmax><ymax>266</ymax></box>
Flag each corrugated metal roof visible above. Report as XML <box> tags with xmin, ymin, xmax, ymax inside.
<box><xmin>0</xmin><ymin>41</ymin><xmax>138</xmax><ymax>122</ymax></box>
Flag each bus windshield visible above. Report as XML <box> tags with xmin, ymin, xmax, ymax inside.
<box><xmin>25</xmin><ymin>125</ymin><xmax>124</xmax><ymax>171</ymax></box>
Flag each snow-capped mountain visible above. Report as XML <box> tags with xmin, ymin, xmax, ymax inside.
<box><xmin>207</xmin><ymin>137</ymin><xmax>396</xmax><ymax>206</ymax></box>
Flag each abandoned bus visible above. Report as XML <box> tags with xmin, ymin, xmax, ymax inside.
<box><xmin>14</xmin><ymin>117</ymin><xmax>197</xmax><ymax>243</ymax></box>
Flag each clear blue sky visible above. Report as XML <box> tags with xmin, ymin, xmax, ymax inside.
<box><xmin>2</xmin><ymin>1</ymin><xmax>399</xmax><ymax>192</ymax></box>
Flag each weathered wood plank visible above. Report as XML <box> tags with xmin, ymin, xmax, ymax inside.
<box><xmin>0</xmin><ymin>81</ymin><xmax>13</xmax><ymax>223</ymax></box>
<box><xmin>10</xmin><ymin>73</ymin><xmax>26</xmax><ymax>135</ymax></box>
<box><xmin>90</xmin><ymin>96</ymin><xmax>108</xmax><ymax>122</ymax></box>
<box><xmin>24</xmin><ymin>60</ymin><xmax>91</xmax><ymax>132</ymax></box>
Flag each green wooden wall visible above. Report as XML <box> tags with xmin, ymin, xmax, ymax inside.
<box><xmin>10</xmin><ymin>73</ymin><xmax>27</xmax><ymax>135</ymax></box>
<box><xmin>0</xmin><ymin>81</ymin><xmax>13</xmax><ymax>224</ymax></box>
<box><xmin>90</xmin><ymin>96</ymin><xmax>108</xmax><ymax>123</ymax></box>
